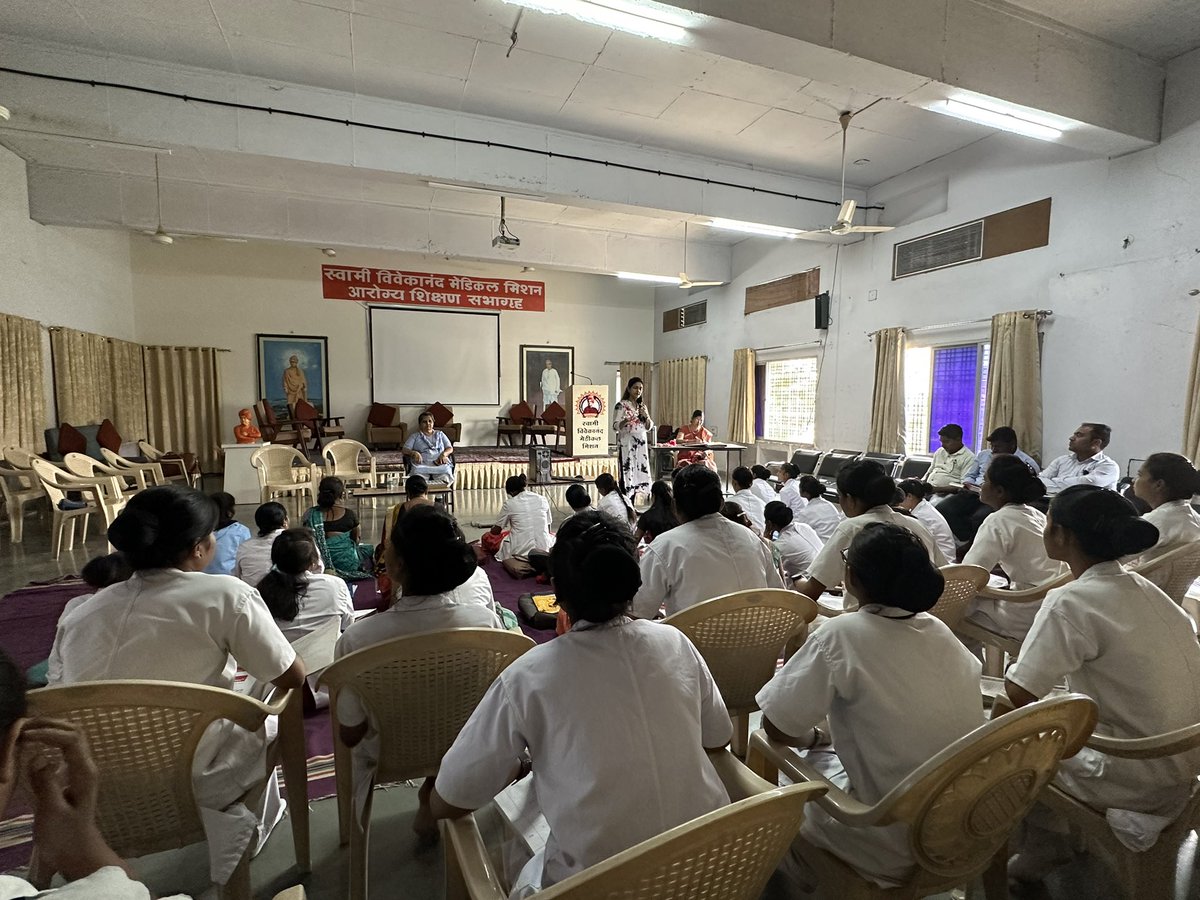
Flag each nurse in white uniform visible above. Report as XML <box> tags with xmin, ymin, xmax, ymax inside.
<box><xmin>595</xmin><ymin>472</ymin><xmax>637</xmax><ymax>530</ymax></box>
<box><xmin>962</xmin><ymin>455</ymin><xmax>1065</xmax><ymax>639</ymax></box>
<box><xmin>749</xmin><ymin>465</ymin><xmax>778</xmax><ymax>505</ymax></box>
<box><xmin>764</xmin><ymin>500</ymin><xmax>824</xmax><ymax>582</ymax></box>
<box><xmin>430</xmin><ymin>510</ymin><xmax>733</xmax><ymax>896</ymax></box>
<box><xmin>492</xmin><ymin>474</ymin><xmax>555</xmax><ymax>577</ymax></box>
<box><xmin>731</xmin><ymin>466</ymin><xmax>768</xmax><ymax>533</ymax></box>
<box><xmin>1005</xmin><ymin>485</ymin><xmax>1200</xmax><ymax>883</ymax></box>
<box><xmin>233</xmin><ymin>501</ymin><xmax>289</xmax><ymax>587</ymax></box>
<box><xmin>758</xmin><ymin>522</ymin><xmax>983</xmax><ymax>890</ymax></box>
<box><xmin>256</xmin><ymin>528</ymin><xmax>355</xmax><ymax>641</ymax></box>
<box><xmin>897</xmin><ymin>479</ymin><xmax>958</xmax><ymax>562</ymax></box>
<box><xmin>776</xmin><ymin>463</ymin><xmax>808</xmax><ymax>522</ymax></box>
<box><xmin>1130</xmin><ymin>452</ymin><xmax>1200</xmax><ymax>594</ymax></box>
<box><xmin>794</xmin><ymin>474</ymin><xmax>844</xmax><ymax>542</ymax></box>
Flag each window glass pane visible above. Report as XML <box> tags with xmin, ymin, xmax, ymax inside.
<box><xmin>904</xmin><ymin>347</ymin><xmax>932</xmax><ymax>454</ymax></box>
<box><xmin>975</xmin><ymin>342</ymin><xmax>991</xmax><ymax>450</ymax></box>
<box><xmin>928</xmin><ymin>345</ymin><xmax>980</xmax><ymax>451</ymax></box>
<box><xmin>763</xmin><ymin>358</ymin><xmax>818</xmax><ymax>444</ymax></box>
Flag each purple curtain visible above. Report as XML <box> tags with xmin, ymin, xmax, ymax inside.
<box><xmin>927</xmin><ymin>346</ymin><xmax>981</xmax><ymax>452</ymax></box>
<box><xmin>754</xmin><ymin>364</ymin><xmax>766</xmax><ymax>439</ymax></box>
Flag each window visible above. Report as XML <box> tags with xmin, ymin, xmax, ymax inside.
<box><xmin>904</xmin><ymin>343</ymin><xmax>990</xmax><ymax>454</ymax></box>
<box><xmin>760</xmin><ymin>357</ymin><xmax>819</xmax><ymax>444</ymax></box>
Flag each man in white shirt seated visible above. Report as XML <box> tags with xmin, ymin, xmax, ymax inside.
<box><xmin>924</xmin><ymin>423</ymin><xmax>976</xmax><ymax>497</ymax></box>
<box><xmin>631</xmin><ymin>465</ymin><xmax>783</xmax><ymax>618</ymax></box>
<box><xmin>937</xmin><ymin>426</ymin><xmax>1039</xmax><ymax>541</ymax></box>
<box><xmin>1039</xmin><ymin>422</ymin><xmax>1120</xmax><ymax>495</ymax></box>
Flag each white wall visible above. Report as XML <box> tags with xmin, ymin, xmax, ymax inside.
<box><xmin>129</xmin><ymin>241</ymin><xmax>655</xmax><ymax>445</ymax></box>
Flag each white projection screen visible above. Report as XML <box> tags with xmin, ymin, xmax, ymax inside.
<box><xmin>369</xmin><ymin>307</ymin><xmax>500</xmax><ymax>405</ymax></box>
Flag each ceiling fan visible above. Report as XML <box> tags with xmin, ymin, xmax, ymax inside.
<box><xmin>140</xmin><ymin>155</ymin><xmax>247</xmax><ymax>245</ymax></box>
<box><xmin>799</xmin><ymin>112</ymin><xmax>894</xmax><ymax>238</ymax></box>
<box><xmin>678</xmin><ymin>221</ymin><xmax>724</xmax><ymax>289</ymax></box>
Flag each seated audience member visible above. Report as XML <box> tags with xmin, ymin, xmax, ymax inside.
<box><xmin>1130</xmin><ymin>453</ymin><xmax>1200</xmax><ymax>584</ymax></box>
<box><xmin>897</xmin><ymin>479</ymin><xmax>958</xmax><ymax>561</ymax></box>
<box><xmin>1005</xmin><ymin>485</ymin><xmax>1200</xmax><ymax>882</ymax></box>
<box><xmin>937</xmin><ymin>426</ymin><xmax>1040</xmax><ymax>541</ymax></box>
<box><xmin>758</xmin><ymin>523</ymin><xmax>982</xmax><ymax>889</ymax></box>
<box><xmin>42</xmin><ymin>553</ymin><xmax>133</xmax><ymax>686</ymax></box>
<box><xmin>430</xmin><ymin>510</ymin><xmax>733</xmax><ymax>894</ymax></box>
<box><xmin>674</xmin><ymin>409</ymin><xmax>717</xmax><ymax>471</ymax></box>
<box><xmin>1039</xmin><ymin>423</ymin><xmax>1120</xmax><ymax>494</ymax></box>
<box><xmin>492</xmin><ymin>474</ymin><xmax>554</xmax><ymax>578</ymax></box>
<box><xmin>765</xmin><ymin>500</ymin><xmax>824</xmax><ymax>582</ymax></box>
<box><xmin>795</xmin><ymin>475</ymin><xmax>843</xmax><ymax>542</ymax></box>
<box><xmin>731</xmin><ymin>466</ymin><xmax>767</xmax><ymax>533</ymax></box>
<box><xmin>961</xmin><ymin>456</ymin><xmax>1065</xmax><ymax>639</ymax></box>
<box><xmin>305</xmin><ymin>476</ymin><xmax>374</xmax><ymax>580</ymax></box>
<box><xmin>403</xmin><ymin>411</ymin><xmax>455</xmax><ymax>482</ymax></box>
<box><xmin>634</xmin><ymin>479</ymin><xmax>680</xmax><ymax>545</ymax></box>
<box><xmin>924</xmin><ymin>424</ymin><xmax>976</xmax><ymax>494</ymax></box>
<box><xmin>335</xmin><ymin>505</ymin><xmax>501</xmax><ymax>840</ymax></box>
<box><xmin>377</xmin><ymin>475</ymin><xmax>434</xmax><ymax>598</ymax></box>
<box><xmin>595</xmin><ymin>472</ymin><xmax>636</xmax><ymax>529</ymax></box>
<box><xmin>750</xmin><ymin>465</ymin><xmax>777</xmax><ymax>504</ymax></box>
<box><xmin>796</xmin><ymin>461</ymin><xmax>947</xmax><ymax>608</ymax></box>
<box><xmin>0</xmin><ymin>649</ymin><xmax>192</xmax><ymax>899</ymax></box>
<box><xmin>51</xmin><ymin>486</ymin><xmax>305</xmax><ymax>882</ymax></box>
<box><xmin>632</xmin><ymin>466</ymin><xmax>782</xmax><ymax>618</ymax></box>
<box><xmin>234</xmin><ymin>501</ymin><xmax>292</xmax><ymax>586</ymax></box>
<box><xmin>203</xmin><ymin>492</ymin><xmax>251</xmax><ymax>575</ymax></box>
<box><xmin>777</xmin><ymin>463</ymin><xmax>808</xmax><ymax>521</ymax></box>
<box><xmin>564</xmin><ymin>483</ymin><xmax>592</xmax><ymax>517</ymax></box>
<box><xmin>257</xmin><ymin>528</ymin><xmax>355</xmax><ymax>641</ymax></box>
<box><xmin>720</xmin><ymin>500</ymin><xmax>755</xmax><ymax>532</ymax></box>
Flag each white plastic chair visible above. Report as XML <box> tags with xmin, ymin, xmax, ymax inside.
<box><xmin>322</xmin><ymin>439</ymin><xmax>377</xmax><ymax>490</ymax></box>
<box><xmin>29</xmin><ymin>457</ymin><xmax>127</xmax><ymax>558</ymax></box>
<box><xmin>64</xmin><ymin>452</ymin><xmax>148</xmax><ymax>496</ymax></box>
<box><xmin>137</xmin><ymin>440</ymin><xmax>199</xmax><ymax>487</ymax></box>
<box><xmin>101</xmin><ymin>447</ymin><xmax>167</xmax><ymax>487</ymax></box>
<box><xmin>1130</xmin><ymin>540</ymin><xmax>1200</xmax><ymax>605</ymax></box>
<box><xmin>251</xmin><ymin>445</ymin><xmax>318</xmax><ymax>508</ymax></box>
<box><xmin>0</xmin><ymin>458</ymin><xmax>45</xmax><ymax>544</ymax></box>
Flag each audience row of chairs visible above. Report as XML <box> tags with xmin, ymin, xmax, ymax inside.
<box><xmin>770</xmin><ymin>446</ymin><xmax>934</xmax><ymax>490</ymax></box>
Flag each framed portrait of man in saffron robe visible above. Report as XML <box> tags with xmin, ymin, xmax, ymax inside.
<box><xmin>257</xmin><ymin>334</ymin><xmax>330</xmax><ymax>420</ymax></box>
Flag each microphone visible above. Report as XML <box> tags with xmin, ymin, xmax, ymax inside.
<box><xmin>570</xmin><ymin>370</ymin><xmax>593</xmax><ymax>384</ymax></box>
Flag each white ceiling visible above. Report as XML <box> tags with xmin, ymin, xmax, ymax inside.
<box><xmin>993</xmin><ymin>0</ymin><xmax>1200</xmax><ymax>62</ymax></box>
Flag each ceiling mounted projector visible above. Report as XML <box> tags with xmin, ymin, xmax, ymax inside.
<box><xmin>492</xmin><ymin>196</ymin><xmax>521</xmax><ymax>250</ymax></box>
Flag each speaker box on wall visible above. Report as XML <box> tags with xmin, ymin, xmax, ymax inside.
<box><xmin>529</xmin><ymin>446</ymin><xmax>553</xmax><ymax>484</ymax></box>
<box><xmin>814</xmin><ymin>291</ymin><xmax>831</xmax><ymax>330</ymax></box>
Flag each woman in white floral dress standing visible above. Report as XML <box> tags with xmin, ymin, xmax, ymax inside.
<box><xmin>614</xmin><ymin>377</ymin><xmax>654</xmax><ymax>504</ymax></box>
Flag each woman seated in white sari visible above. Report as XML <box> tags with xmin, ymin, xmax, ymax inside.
<box><xmin>403</xmin><ymin>411</ymin><xmax>455</xmax><ymax>483</ymax></box>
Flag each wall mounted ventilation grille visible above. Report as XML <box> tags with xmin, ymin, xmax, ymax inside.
<box><xmin>663</xmin><ymin>301</ymin><xmax>707</xmax><ymax>332</ymax></box>
<box><xmin>893</xmin><ymin>221</ymin><xmax>984</xmax><ymax>278</ymax></box>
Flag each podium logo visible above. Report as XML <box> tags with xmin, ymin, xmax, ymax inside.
<box><xmin>577</xmin><ymin>392</ymin><xmax>605</xmax><ymax>418</ymax></box>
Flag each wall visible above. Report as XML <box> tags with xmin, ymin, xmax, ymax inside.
<box><xmin>129</xmin><ymin>241</ymin><xmax>655</xmax><ymax>445</ymax></box>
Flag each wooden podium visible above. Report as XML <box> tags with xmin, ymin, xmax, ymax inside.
<box><xmin>565</xmin><ymin>384</ymin><xmax>609</xmax><ymax>458</ymax></box>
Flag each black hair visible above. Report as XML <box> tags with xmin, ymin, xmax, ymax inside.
<box><xmin>835</xmin><ymin>460</ymin><xmax>895</xmax><ymax>508</ymax></box>
<box><xmin>0</xmin><ymin>648</ymin><xmax>27</xmax><ymax>741</ymax></box>
<box><xmin>720</xmin><ymin>501</ymin><xmax>754</xmax><ymax>529</ymax></box>
<box><xmin>1049</xmin><ymin>485</ymin><xmax>1159</xmax><ymax>561</ymax></box>
<box><xmin>594</xmin><ymin>472</ymin><xmax>618</xmax><ymax>494</ymax></box>
<box><xmin>731</xmin><ymin>466</ymin><xmax>754</xmax><ymax>490</ymax></box>
<box><xmin>406</xmin><ymin>474</ymin><xmax>429</xmax><ymax>498</ymax></box>
<box><xmin>985</xmin><ymin>455</ymin><xmax>1045</xmax><ymax>505</ymax></box>
<box><xmin>505</xmin><ymin>473</ymin><xmax>528</xmax><ymax>496</ymax></box>
<box><xmin>649</xmin><ymin>479</ymin><xmax>673</xmax><ymax>509</ymax></box>
<box><xmin>690</xmin><ymin>409</ymin><xmax>703</xmax><ymax>420</ymax></box>
<box><xmin>1142</xmin><ymin>453</ymin><xmax>1200</xmax><ymax>502</ymax></box>
<box><xmin>898</xmin><ymin>479</ymin><xmax>933</xmax><ymax>501</ymax></box>
<box><xmin>565</xmin><ymin>483</ymin><xmax>591</xmax><ymax>511</ymax></box>
<box><xmin>211</xmin><ymin>492</ymin><xmax>237</xmax><ymax>530</ymax></box>
<box><xmin>549</xmin><ymin>510</ymin><xmax>640</xmax><ymax>623</ymax></box>
<box><xmin>798</xmin><ymin>475</ymin><xmax>824</xmax><ymax>499</ymax></box>
<box><xmin>254</xmin><ymin>501</ymin><xmax>288</xmax><ymax>537</ymax></box>
<box><xmin>781</xmin><ymin>463</ymin><xmax>800</xmax><ymax>480</ymax></box>
<box><xmin>390</xmin><ymin>505</ymin><xmax>477</xmax><ymax>596</ymax></box>
<box><xmin>764</xmin><ymin>500</ymin><xmax>793</xmax><ymax>531</ymax></box>
<box><xmin>938</xmin><ymin>423</ymin><xmax>964</xmax><ymax>440</ymax></box>
<box><xmin>417</xmin><ymin>411</ymin><xmax>435</xmax><ymax>425</ymax></box>
<box><xmin>845</xmin><ymin>522</ymin><xmax>946</xmax><ymax>612</ymax></box>
<box><xmin>751</xmin><ymin>465</ymin><xmax>772</xmax><ymax>482</ymax></box>
<box><xmin>108</xmin><ymin>485</ymin><xmax>219</xmax><ymax>570</ymax></box>
<box><xmin>1082</xmin><ymin>422</ymin><xmax>1112</xmax><ymax>448</ymax></box>
<box><xmin>317</xmin><ymin>476</ymin><xmax>345</xmax><ymax>509</ymax></box>
<box><xmin>987</xmin><ymin>426</ymin><xmax>1018</xmax><ymax>447</ymax></box>
<box><xmin>80</xmin><ymin>552</ymin><xmax>132</xmax><ymax>590</ymax></box>
<box><xmin>256</xmin><ymin>528</ymin><xmax>319</xmax><ymax>622</ymax></box>
<box><xmin>621</xmin><ymin>377</ymin><xmax>644</xmax><ymax>402</ymax></box>
<box><xmin>673</xmin><ymin>465</ymin><xmax>724</xmax><ymax>519</ymax></box>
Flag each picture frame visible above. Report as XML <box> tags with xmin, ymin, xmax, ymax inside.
<box><xmin>256</xmin><ymin>334</ymin><xmax>330</xmax><ymax>420</ymax></box>
<box><xmin>519</xmin><ymin>344</ymin><xmax>574</xmax><ymax>413</ymax></box>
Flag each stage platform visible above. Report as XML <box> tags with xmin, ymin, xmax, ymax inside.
<box><xmin>371</xmin><ymin>446</ymin><xmax>618</xmax><ymax>490</ymax></box>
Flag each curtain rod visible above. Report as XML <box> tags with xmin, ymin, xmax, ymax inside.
<box><xmin>754</xmin><ymin>339</ymin><xmax>823</xmax><ymax>353</ymax></box>
<box><xmin>868</xmin><ymin>309</ymin><xmax>1053</xmax><ymax>340</ymax></box>
<box><xmin>604</xmin><ymin>356</ymin><xmax>710</xmax><ymax>365</ymax></box>
<box><xmin>43</xmin><ymin>325</ymin><xmax>230</xmax><ymax>351</ymax></box>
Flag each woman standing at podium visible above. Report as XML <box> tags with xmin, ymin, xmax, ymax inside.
<box><xmin>614</xmin><ymin>376</ymin><xmax>654</xmax><ymax>504</ymax></box>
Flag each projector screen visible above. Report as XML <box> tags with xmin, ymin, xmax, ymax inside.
<box><xmin>370</xmin><ymin>307</ymin><xmax>500</xmax><ymax>405</ymax></box>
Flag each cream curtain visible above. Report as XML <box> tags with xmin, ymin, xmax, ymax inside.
<box><xmin>143</xmin><ymin>346</ymin><xmax>224</xmax><ymax>472</ymax></box>
<box><xmin>984</xmin><ymin>310</ymin><xmax>1044</xmax><ymax>463</ymax></box>
<box><xmin>618</xmin><ymin>361</ymin><xmax>653</xmax><ymax>416</ymax></box>
<box><xmin>656</xmin><ymin>356</ymin><xmax>707</xmax><ymax>434</ymax></box>
<box><xmin>867</xmin><ymin>327</ymin><xmax>907</xmax><ymax>454</ymax></box>
<box><xmin>0</xmin><ymin>313</ymin><xmax>47</xmax><ymax>451</ymax></box>
<box><xmin>50</xmin><ymin>327</ymin><xmax>112</xmax><ymax>426</ymax></box>
<box><xmin>727</xmin><ymin>348</ymin><xmax>756</xmax><ymax>445</ymax></box>
<box><xmin>1186</xmin><ymin>316</ymin><xmax>1200</xmax><ymax>464</ymax></box>
<box><xmin>109</xmin><ymin>339</ymin><xmax>148</xmax><ymax>441</ymax></box>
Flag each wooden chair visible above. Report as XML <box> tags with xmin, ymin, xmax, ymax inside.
<box><xmin>746</xmin><ymin>693</ymin><xmax>1099</xmax><ymax>900</ymax></box>
<box><xmin>818</xmin><ymin>564</ymin><xmax>990</xmax><ymax>629</ymax></box>
<box><xmin>663</xmin><ymin>588</ymin><xmax>818</xmax><ymax>757</ymax></box>
<box><xmin>253</xmin><ymin>400</ymin><xmax>310</xmax><ymax>452</ymax></box>
<box><xmin>526</xmin><ymin>401</ymin><xmax>568</xmax><ymax>448</ymax></box>
<box><xmin>365</xmin><ymin>404</ymin><xmax>407</xmax><ymax>450</ymax></box>
<box><xmin>64</xmin><ymin>451</ymin><xmax>149</xmax><ymax>497</ymax></box>
<box><xmin>319</xmin><ymin>628</ymin><xmax>535</xmax><ymax>900</ymax></box>
<box><xmin>293</xmin><ymin>398</ymin><xmax>346</xmax><ymax>452</ymax></box>
<box><xmin>443</xmin><ymin>750</ymin><xmax>827</xmax><ymax>900</ymax></box>
<box><xmin>1129</xmin><ymin>539</ymin><xmax>1200</xmax><ymax>605</ymax></box>
<box><xmin>26</xmin><ymin>680</ymin><xmax>310</xmax><ymax>900</ymax></box>
<box><xmin>954</xmin><ymin>572</ymin><xmax>1075</xmax><ymax>676</ymax></box>
<box><xmin>1039</xmin><ymin>720</ymin><xmax>1200</xmax><ymax>900</ymax></box>
<box><xmin>251</xmin><ymin>445</ymin><xmax>318</xmax><ymax>508</ymax></box>
<box><xmin>322</xmin><ymin>438</ymin><xmax>377</xmax><ymax>490</ymax></box>
<box><xmin>100</xmin><ymin>447</ymin><xmax>167</xmax><ymax>487</ymax></box>
<box><xmin>496</xmin><ymin>401</ymin><xmax>535</xmax><ymax>447</ymax></box>
<box><xmin>29</xmin><ymin>457</ymin><xmax>127</xmax><ymax>558</ymax></box>
<box><xmin>137</xmin><ymin>440</ymin><xmax>201</xmax><ymax>488</ymax></box>
<box><xmin>0</xmin><ymin>458</ymin><xmax>45</xmax><ymax>544</ymax></box>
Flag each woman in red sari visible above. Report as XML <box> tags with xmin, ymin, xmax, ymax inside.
<box><xmin>674</xmin><ymin>409</ymin><xmax>717</xmax><ymax>471</ymax></box>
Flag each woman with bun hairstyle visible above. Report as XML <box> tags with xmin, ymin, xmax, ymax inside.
<box><xmin>50</xmin><ymin>485</ymin><xmax>305</xmax><ymax>884</ymax></box>
<box><xmin>758</xmin><ymin>523</ymin><xmax>982</xmax><ymax>889</ymax></box>
<box><xmin>633</xmin><ymin>479</ymin><xmax>679</xmax><ymax>544</ymax></box>
<box><xmin>335</xmin><ymin>504</ymin><xmax>501</xmax><ymax>839</ymax></box>
<box><xmin>595</xmin><ymin>471</ymin><xmax>636</xmax><ymax>530</ymax></box>
<box><xmin>1130</xmin><ymin>452</ymin><xmax>1200</xmax><ymax>589</ymax></box>
<box><xmin>1005</xmin><ymin>485</ymin><xmax>1200</xmax><ymax>882</ymax></box>
<box><xmin>764</xmin><ymin>500</ymin><xmax>823</xmax><ymax>582</ymax></box>
<box><xmin>203</xmin><ymin>491</ymin><xmax>251</xmax><ymax>575</ymax></box>
<box><xmin>304</xmin><ymin>476</ymin><xmax>374</xmax><ymax>580</ymax></box>
<box><xmin>797</xmin><ymin>460</ymin><xmax>947</xmax><ymax>608</ymax></box>
<box><xmin>257</xmin><ymin>528</ymin><xmax>355</xmax><ymax>641</ymax></box>
<box><xmin>896</xmin><ymin>478</ymin><xmax>957</xmax><ymax>562</ymax></box>
<box><xmin>961</xmin><ymin>455</ymin><xmax>1065</xmax><ymax>638</ymax></box>
<box><xmin>793</xmin><ymin>473</ymin><xmax>843</xmax><ymax>541</ymax></box>
<box><xmin>430</xmin><ymin>510</ymin><xmax>733</xmax><ymax>894</ymax></box>
<box><xmin>491</xmin><ymin>473</ymin><xmax>554</xmax><ymax>578</ymax></box>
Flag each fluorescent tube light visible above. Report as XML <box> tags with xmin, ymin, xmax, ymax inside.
<box><xmin>937</xmin><ymin>99</ymin><xmax>1063</xmax><ymax>142</ymax></box>
<box><xmin>499</xmin><ymin>0</ymin><xmax>690</xmax><ymax>43</ymax></box>
<box><xmin>427</xmin><ymin>181</ymin><xmax>545</xmax><ymax>201</ymax></box>
<box><xmin>708</xmin><ymin>217</ymin><xmax>802</xmax><ymax>239</ymax></box>
<box><xmin>615</xmin><ymin>271</ymin><xmax>682</xmax><ymax>284</ymax></box>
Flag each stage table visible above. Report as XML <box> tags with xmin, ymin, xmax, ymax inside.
<box><xmin>649</xmin><ymin>441</ymin><xmax>747</xmax><ymax>485</ymax></box>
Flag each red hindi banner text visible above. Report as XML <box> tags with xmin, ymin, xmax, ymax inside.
<box><xmin>321</xmin><ymin>265</ymin><xmax>545</xmax><ymax>312</ymax></box>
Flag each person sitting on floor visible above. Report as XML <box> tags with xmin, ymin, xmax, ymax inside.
<box><xmin>796</xmin><ymin>461</ymin><xmax>947</xmax><ymax>610</ymax></box>
<box><xmin>376</xmin><ymin>475</ymin><xmax>435</xmax><ymax>599</ymax></box>
<box><xmin>595</xmin><ymin>472</ymin><xmax>636</xmax><ymax>530</ymax></box>
<box><xmin>765</xmin><ymin>500</ymin><xmax>824</xmax><ymax>583</ymax></box>
<box><xmin>203</xmin><ymin>492</ymin><xmax>251</xmax><ymax>576</ymax></box>
<box><xmin>40</xmin><ymin>552</ymin><xmax>133</xmax><ymax>687</ymax></box>
<box><xmin>961</xmin><ymin>455</ymin><xmax>1065</xmax><ymax>640</ymax></box>
<box><xmin>1005</xmin><ymin>485</ymin><xmax>1200</xmax><ymax>883</ymax></box>
<box><xmin>731</xmin><ymin>466</ymin><xmax>767</xmax><ymax>533</ymax></box>
<box><xmin>257</xmin><ymin>528</ymin><xmax>355</xmax><ymax>641</ymax></box>
<box><xmin>794</xmin><ymin>474</ymin><xmax>843</xmax><ymax>542</ymax></box>
<box><xmin>776</xmin><ymin>463</ymin><xmax>807</xmax><ymax>520</ymax></box>
<box><xmin>632</xmin><ymin>465</ymin><xmax>783</xmax><ymax>618</ymax></box>
<box><xmin>896</xmin><ymin>479</ymin><xmax>958</xmax><ymax>562</ymax></box>
<box><xmin>924</xmin><ymin>423</ymin><xmax>976</xmax><ymax>496</ymax></box>
<box><xmin>403</xmin><ymin>411</ymin><xmax>455</xmax><ymax>483</ymax></box>
<box><xmin>758</xmin><ymin>522</ymin><xmax>982</xmax><ymax>891</ymax></box>
<box><xmin>233</xmin><ymin>501</ymin><xmax>301</xmax><ymax>587</ymax></box>
<box><xmin>49</xmin><ymin>486</ymin><xmax>305</xmax><ymax>887</ymax></box>
<box><xmin>750</xmin><ymin>465</ymin><xmax>777</xmax><ymax>504</ymax></box>
<box><xmin>937</xmin><ymin>426</ymin><xmax>1039</xmax><ymax>542</ymax></box>
<box><xmin>1129</xmin><ymin>453</ymin><xmax>1200</xmax><ymax>591</ymax></box>
<box><xmin>429</xmin><ymin>509</ymin><xmax>733</xmax><ymax>895</ymax></box>
<box><xmin>0</xmin><ymin>649</ymin><xmax>192</xmax><ymax>899</ymax></box>
<box><xmin>1039</xmin><ymin>422</ymin><xmax>1120</xmax><ymax>495</ymax></box>
<box><xmin>492</xmin><ymin>474</ymin><xmax>554</xmax><ymax>578</ymax></box>
<box><xmin>634</xmin><ymin>479</ymin><xmax>680</xmax><ymax>545</ymax></box>
<box><xmin>334</xmin><ymin>505</ymin><xmax>501</xmax><ymax>842</ymax></box>
<box><xmin>564</xmin><ymin>483</ymin><xmax>592</xmax><ymax>518</ymax></box>
<box><xmin>305</xmin><ymin>476</ymin><xmax>374</xmax><ymax>580</ymax></box>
